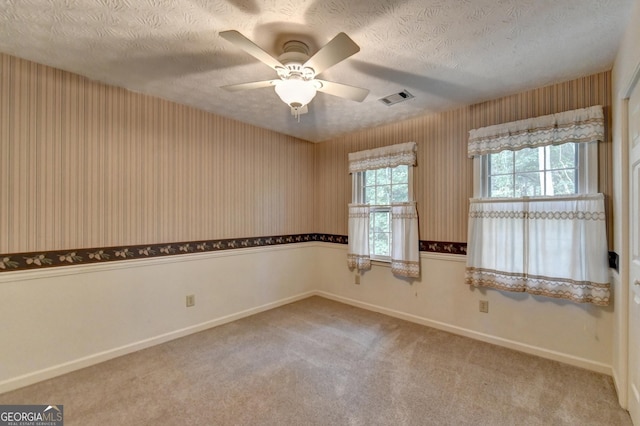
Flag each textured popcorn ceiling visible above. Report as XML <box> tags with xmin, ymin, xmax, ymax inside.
<box><xmin>0</xmin><ymin>0</ymin><xmax>632</xmax><ymax>142</ymax></box>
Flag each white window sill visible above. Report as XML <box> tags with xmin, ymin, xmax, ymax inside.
<box><xmin>371</xmin><ymin>259</ymin><xmax>391</xmax><ymax>268</ymax></box>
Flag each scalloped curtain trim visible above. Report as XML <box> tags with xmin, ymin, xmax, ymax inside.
<box><xmin>465</xmin><ymin>193</ymin><xmax>610</xmax><ymax>305</ymax></box>
<box><xmin>348</xmin><ymin>142</ymin><xmax>417</xmax><ymax>173</ymax></box>
<box><xmin>465</xmin><ymin>267</ymin><xmax>610</xmax><ymax>306</ymax></box>
<box><xmin>467</xmin><ymin>105</ymin><xmax>604</xmax><ymax>158</ymax></box>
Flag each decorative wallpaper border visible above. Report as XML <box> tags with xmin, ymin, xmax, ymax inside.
<box><xmin>419</xmin><ymin>240</ymin><xmax>467</xmax><ymax>255</ymax></box>
<box><xmin>0</xmin><ymin>234</ymin><xmax>467</xmax><ymax>273</ymax></box>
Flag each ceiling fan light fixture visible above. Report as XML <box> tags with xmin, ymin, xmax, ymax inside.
<box><xmin>220</xmin><ymin>30</ymin><xmax>368</xmax><ymax>120</ymax></box>
<box><xmin>274</xmin><ymin>78</ymin><xmax>317</xmax><ymax>108</ymax></box>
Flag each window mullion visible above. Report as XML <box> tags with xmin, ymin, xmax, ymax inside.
<box><xmin>408</xmin><ymin>166</ymin><xmax>414</xmax><ymax>201</ymax></box>
<box><xmin>512</xmin><ymin>151</ymin><xmax>516</xmax><ymax>198</ymax></box>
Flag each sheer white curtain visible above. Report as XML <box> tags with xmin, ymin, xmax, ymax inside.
<box><xmin>347</xmin><ymin>204</ymin><xmax>371</xmax><ymax>271</ymax></box>
<box><xmin>466</xmin><ymin>195</ymin><xmax>609</xmax><ymax>305</ymax></box>
<box><xmin>465</xmin><ymin>106</ymin><xmax>609</xmax><ymax>305</ymax></box>
<box><xmin>391</xmin><ymin>202</ymin><xmax>420</xmax><ymax>278</ymax></box>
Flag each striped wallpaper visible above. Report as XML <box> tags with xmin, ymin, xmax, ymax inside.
<box><xmin>0</xmin><ymin>53</ymin><xmax>315</xmax><ymax>253</ymax></box>
<box><xmin>0</xmin><ymin>51</ymin><xmax>613</xmax><ymax>256</ymax></box>
<box><xmin>315</xmin><ymin>72</ymin><xmax>613</xmax><ymax>246</ymax></box>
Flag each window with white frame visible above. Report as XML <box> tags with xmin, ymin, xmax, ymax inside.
<box><xmin>347</xmin><ymin>142</ymin><xmax>420</xmax><ymax>278</ymax></box>
<box><xmin>466</xmin><ymin>105</ymin><xmax>610</xmax><ymax>305</ymax></box>
<box><xmin>475</xmin><ymin>141</ymin><xmax>598</xmax><ymax>198</ymax></box>
<box><xmin>352</xmin><ymin>164</ymin><xmax>412</xmax><ymax>259</ymax></box>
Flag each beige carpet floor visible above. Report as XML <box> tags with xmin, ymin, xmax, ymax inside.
<box><xmin>0</xmin><ymin>296</ymin><xmax>632</xmax><ymax>425</ymax></box>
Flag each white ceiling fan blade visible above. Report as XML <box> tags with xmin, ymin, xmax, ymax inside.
<box><xmin>303</xmin><ymin>33</ymin><xmax>360</xmax><ymax>75</ymax></box>
<box><xmin>315</xmin><ymin>80</ymin><xmax>369</xmax><ymax>102</ymax></box>
<box><xmin>221</xmin><ymin>80</ymin><xmax>277</xmax><ymax>92</ymax></box>
<box><xmin>219</xmin><ymin>30</ymin><xmax>285</xmax><ymax>70</ymax></box>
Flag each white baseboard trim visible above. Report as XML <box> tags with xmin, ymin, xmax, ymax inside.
<box><xmin>0</xmin><ymin>291</ymin><xmax>316</xmax><ymax>394</ymax></box>
<box><xmin>613</xmin><ymin>367</ymin><xmax>629</xmax><ymax>409</ymax></box>
<box><xmin>315</xmin><ymin>291</ymin><xmax>613</xmax><ymax>376</ymax></box>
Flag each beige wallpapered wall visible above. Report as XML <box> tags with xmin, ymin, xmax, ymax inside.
<box><xmin>0</xmin><ymin>52</ymin><xmax>612</xmax><ymax>254</ymax></box>
<box><xmin>0</xmin><ymin>53</ymin><xmax>315</xmax><ymax>253</ymax></box>
<box><xmin>315</xmin><ymin>72</ymin><xmax>612</xmax><ymax>245</ymax></box>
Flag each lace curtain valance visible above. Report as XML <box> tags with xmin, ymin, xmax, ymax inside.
<box><xmin>467</xmin><ymin>105</ymin><xmax>604</xmax><ymax>158</ymax></box>
<box><xmin>348</xmin><ymin>142</ymin><xmax>417</xmax><ymax>173</ymax></box>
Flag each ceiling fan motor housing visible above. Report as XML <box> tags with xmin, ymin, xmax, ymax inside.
<box><xmin>277</xmin><ymin>40</ymin><xmax>314</xmax><ymax>79</ymax></box>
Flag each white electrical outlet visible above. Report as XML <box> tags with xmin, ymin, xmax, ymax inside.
<box><xmin>354</xmin><ymin>273</ymin><xmax>360</xmax><ymax>285</ymax></box>
<box><xmin>186</xmin><ymin>294</ymin><xmax>195</xmax><ymax>307</ymax></box>
<box><xmin>479</xmin><ymin>300</ymin><xmax>489</xmax><ymax>313</ymax></box>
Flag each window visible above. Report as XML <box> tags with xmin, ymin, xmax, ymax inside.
<box><xmin>347</xmin><ymin>142</ymin><xmax>419</xmax><ymax>278</ymax></box>
<box><xmin>475</xmin><ymin>137</ymin><xmax>598</xmax><ymax>198</ymax></box>
<box><xmin>353</xmin><ymin>165</ymin><xmax>411</xmax><ymax>260</ymax></box>
<box><xmin>466</xmin><ymin>106</ymin><xmax>610</xmax><ymax>305</ymax></box>
<box><xmin>487</xmin><ymin>144</ymin><xmax>576</xmax><ymax>197</ymax></box>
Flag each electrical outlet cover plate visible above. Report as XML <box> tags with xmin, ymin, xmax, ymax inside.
<box><xmin>186</xmin><ymin>295</ymin><xmax>195</xmax><ymax>307</ymax></box>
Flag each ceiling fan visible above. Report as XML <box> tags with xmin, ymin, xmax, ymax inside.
<box><xmin>219</xmin><ymin>30</ymin><xmax>369</xmax><ymax>119</ymax></box>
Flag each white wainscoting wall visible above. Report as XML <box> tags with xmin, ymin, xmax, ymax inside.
<box><xmin>0</xmin><ymin>242</ymin><xmax>616</xmax><ymax>394</ymax></box>
<box><xmin>314</xmin><ymin>243</ymin><xmax>614</xmax><ymax>375</ymax></box>
<box><xmin>0</xmin><ymin>244</ymin><xmax>318</xmax><ymax>393</ymax></box>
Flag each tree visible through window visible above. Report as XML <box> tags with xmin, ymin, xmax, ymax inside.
<box><xmin>487</xmin><ymin>143</ymin><xmax>578</xmax><ymax>197</ymax></box>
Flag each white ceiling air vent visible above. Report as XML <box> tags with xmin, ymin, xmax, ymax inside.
<box><xmin>378</xmin><ymin>90</ymin><xmax>414</xmax><ymax>106</ymax></box>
